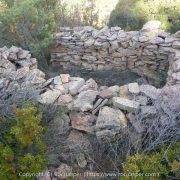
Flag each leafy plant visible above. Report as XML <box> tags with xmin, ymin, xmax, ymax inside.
<box><xmin>0</xmin><ymin>103</ymin><xmax>46</xmax><ymax>180</ymax></box>
<box><xmin>122</xmin><ymin>142</ymin><xmax>180</xmax><ymax>179</ymax></box>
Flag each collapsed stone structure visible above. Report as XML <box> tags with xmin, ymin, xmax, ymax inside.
<box><xmin>0</xmin><ymin>23</ymin><xmax>180</xmax><ymax>179</ymax></box>
<box><xmin>51</xmin><ymin>21</ymin><xmax>180</xmax><ymax>83</ymax></box>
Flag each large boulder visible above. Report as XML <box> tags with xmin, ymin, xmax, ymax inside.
<box><xmin>73</xmin><ymin>90</ymin><xmax>99</xmax><ymax>112</ymax></box>
<box><xmin>95</xmin><ymin>106</ymin><xmax>127</xmax><ymax>132</ymax></box>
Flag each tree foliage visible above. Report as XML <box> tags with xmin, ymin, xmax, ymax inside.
<box><xmin>0</xmin><ymin>104</ymin><xmax>46</xmax><ymax>179</ymax></box>
<box><xmin>0</xmin><ymin>0</ymin><xmax>59</xmax><ymax>69</ymax></box>
<box><xmin>109</xmin><ymin>0</ymin><xmax>145</xmax><ymax>30</ymax></box>
<box><xmin>109</xmin><ymin>0</ymin><xmax>180</xmax><ymax>33</ymax></box>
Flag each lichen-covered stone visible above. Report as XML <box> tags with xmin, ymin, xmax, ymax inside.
<box><xmin>73</xmin><ymin>90</ymin><xmax>99</xmax><ymax>112</ymax></box>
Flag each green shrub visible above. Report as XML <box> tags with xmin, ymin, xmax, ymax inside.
<box><xmin>109</xmin><ymin>0</ymin><xmax>145</xmax><ymax>30</ymax></box>
<box><xmin>0</xmin><ymin>103</ymin><xmax>46</xmax><ymax>180</ymax></box>
<box><xmin>109</xmin><ymin>0</ymin><xmax>180</xmax><ymax>33</ymax></box>
<box><xmin>122</xmin><ymin>142</ymin><xmax>180</xmax><ymax>179</ymax></box>
<box><xmin>0</xmin><ymin>0</ymin><xmax>59</xmax><ymax>69</ymax></box>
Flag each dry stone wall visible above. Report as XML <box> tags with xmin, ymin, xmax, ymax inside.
<box><xmin>51</xmin><ymin>21</ymin><xmax>180</xmax><ymax>81</ymax></box>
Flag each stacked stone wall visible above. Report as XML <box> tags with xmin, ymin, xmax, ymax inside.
<box><xmin>51</xmin><ymin>22</ymin><xmax>180</xmax><ymax>81</ymax></box>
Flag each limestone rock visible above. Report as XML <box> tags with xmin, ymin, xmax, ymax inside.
<box><xmin>140</xmin><ymin>85</ymin><xmax>161</xmax><ymax>100</ymax></box>
<box><xmin>128</xmin><ymin>83</ymin><xmax>140</xmax><ymax>94</ymax></box>
<box><xmin>58</xmin><ymin>94</ymin><xmax>73</xmax><ymax>104</ymax></box>
<box><xmin>172</xmin><ymin>59</ymin><xmax>180</xmax><ymax>72</ymax></box>
<box><xmin>172</xmin><ymin>41</ymin><xmax>180</xmax><ymax>49</ymax></box>
<box><xmin>78</xmin><ymin>78</ymin><xmax>98</xmax><ymax>92</ymax></box>
<box><xmin>69</xmin><ymin>112</ymin><xmax>96</xmax><ymax>133</ymax></box>
<box><xmin>68</xmin><ymin>77</ymin><xmax>85</xmax><ymax>95</ymax></box>
<box><xmin>17</xmin><ymin>58</ymin><xmax>37</xmax><ymax>69</ymax></box>
<box><xmin>112</xmin><ymin>97</ymin><xmax>140</xmax><ymax>112</ymax></box>
<box><xmin>119</xmin><ymin>85</ymin><xmax>129</xmax><ymax>98</ymax></box>
<box><xmin>24</xmin><ymin>69</ymin><xmax>46</xmax><ymax>86</ymax></box>
<box><xmin>139</xmin><ymin>35</ymin><xmax>149</xmax><ymax>42</ymax></box>
<box><xmin>100</xmin><ymin>85</ymin><xmax>119</xmax><ymax>98</ymax></box>
<box><xmin>18</xmin><ymin>49</ymin><xmax>30</xmax><ymax>59</ymax></box>
<box><xmin>9</xmin><ymin>66</ymin><xmax>29</xmax><ymax>80</ymax></box>
<box><xmin>60</xmin><ymin>74</ymin><xmax>70</xmax><ymax>83</ymax></box>
<box><xmin>95</xmin><ymin>106</ymin><xmax>127</xmax><ymax>131</ymax></box>
<box><xmin>53</xmin><ymin>76</ymin><xmax>62</xmax><ymax>85</ymax></box>
<box><xmin>39</xmin><ymin>89</ymin><xmax>61</xmax><ymax>104</ymax></box>
<box><xmin>73</xmin><ymin>90</ymin><xmax>99</xmax><ymax>112</ymax></box>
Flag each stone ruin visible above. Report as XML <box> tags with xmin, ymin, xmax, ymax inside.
<box><xmin>0</xmin><ymin>22</ymin><xmax>180</xmax><ymax>178</ymax></box>
<box><xmin>51</xmin><ymin>21</ymin><xmax>180</xmax><ymax>86</ymax></box>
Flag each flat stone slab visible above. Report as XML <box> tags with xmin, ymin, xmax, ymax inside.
<box><xmin>112</xmin><ymin>97</ymin><xmax>140</xmax><ymax>112</ymax></box>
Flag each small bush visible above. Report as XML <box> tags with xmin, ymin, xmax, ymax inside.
<box><xmin>122</xmin><ymin>142</ymin><xmax>180</xmax><ymax>179</ymax></box>
<box><xmin>0</xmin><ymin>103</ymin><xmax>46</xmax><ymax>179</ymax></box>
